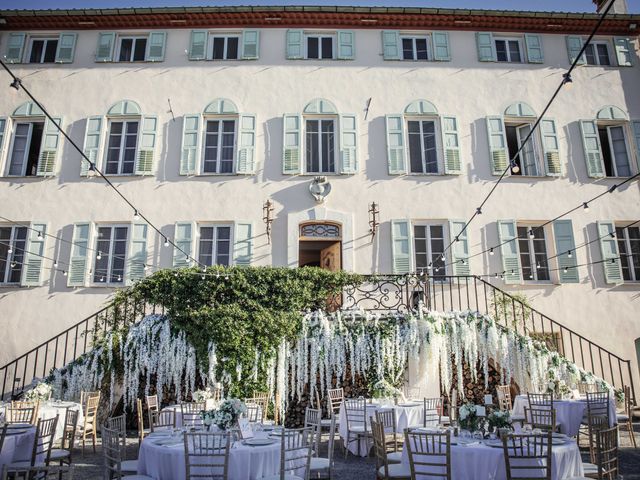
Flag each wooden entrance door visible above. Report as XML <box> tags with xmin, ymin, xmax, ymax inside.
<box><xmin>320</xmin><ymin>242</ymin><xmax>341</xmax><ymax>271</ymax></box>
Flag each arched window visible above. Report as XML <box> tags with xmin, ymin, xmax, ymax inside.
<box><xmin>179</xmin><ymin>98</ymin><xmax>256</xmax><ymax>176</ymax></box>
<box><xmin>580</xmin><ymin>105</ymin><xmax>637</xmax><ymax>178</ymax></box>
<box><xmin>80</xmin><ymin>100</ymin><xmax>157</xmax><ymax>177</ymax></box>
<box><xmin>2</xmin><ymin>101</ymin><xmax>61</xmax><ymax>177</ymax></box>
<box><xmin>384</xmin><ymin>99</ymin><xmax>460</xmax><ymax>176</ymax></box>
<box><xmin>282</xmin><ymin>98</ymin><xmax>357</xmax><ymax>175</ymax></box>
<box><xmin>485</xmin><ymin>102</ymin><xmax>560</xmax><ymax>177</ymax></box>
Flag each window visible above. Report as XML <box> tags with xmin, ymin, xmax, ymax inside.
<box><xmin>28</xmin><ymin>38</ymin><xmax>58</xmax><ymax>64</ymax></box>
<box><xmin>209</xmin><ymin>35</ymin><xmax>239</xmax><ymax>60</ymax></box>
<box><xmin>0</xmin><ymin>226</ymin><xmax>27</xmax><ymax>284</ymax></box>
<box><xmin>306</xmin><ymin>35</ymin><xmax>334</xmax><ymax>59</ymax></box>
<box><xmin>401</xmin><ymin>36</ymin><xmax>430</xmax><ymax>61</ymax></box>
<box><xmin>117</xmin><ymin>37</ymin><xmax>147</xmax><ymax>62</ymax></box>
<box><xmin>414</xmin><ymin>224</ymin><xmax>447</xmax><ymax>278</ymax></box>
<box><xmin>505</xmin><ymin>122</ymin><xmax>540</xmax><ymax>176</ymax></box>
<box><xmin>7</xmin><ymin>122</ymin><xmax>44</xmax><ymax>176</ymax></box>
<box><xmin>584</xmin><ymin>41</ymin><xmax>611</xmax><ymax>66</ymax></box>
<box><xmin>617</xmin><ymin>226</ymin><xmax>640</xmax><ymax>282</ymax></box>
<box><xmin>305</xmin><ymin>119</ymin><xmax>335</xmax><ymax>173</ymax></box>
<box><xmin>203</xmin><ymin>119</ymin><xmax>236</xmax><ymax>174</ymax></box>
<box><xmin>198</xmin><ymin>225</ymin><xmax>232</xmax><ymax>267</ymax></box>
<box><xmin>407</xmin><ymin>119</ymin><xmax>438</xmax><ymax>174</ymax></box>
<box><xmin>517</xmin><ymin>226</ymin><xmax>550</xmax><ymax>281</ymax></box>
<box><xmin>495</xmin><ymin>38</ymin><xmax>522</xmax><ymax>63</ymax></box>
<box><xmin>105</xmin><ymin>120</ymin><xmax>139</xmax><ymax>175</ymax></box>
<box><xmin>598</xmin><ymin>125</ymin><xmax>631</xmax><ymax>177</ymax></box>
<box><xmin>93</xmin><ymin>225</ymin><xmax>128</xmax><ymax>284</ymax></box>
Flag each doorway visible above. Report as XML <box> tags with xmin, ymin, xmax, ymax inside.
<box><xmin>298</xmin><ymin>222</ymin><xmax>342</xmax><ymax>271</ymax></box>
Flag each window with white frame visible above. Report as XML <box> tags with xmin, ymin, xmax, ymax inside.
<box><xmin>413</xmin><ymin>223</ymin><xmax>447</xmax><ymax>278</ymax></box>
<box><xmin>306</xmin><ymin>34</ymin><xmax>334</xmax><ymax>59</ymax></box>
<box><xmin>104</xmin><ymin>120</ymin><xmax>139</xmax><ymax>175</ymax></box>
<box><xmin>584</xmin><ymin>41</ymin><xmax>611</xmax><ymax>66</ymax></box>
<box><xmin>117</xmin><ymin>36</ymin><xmax>147</xmax><ymax>62</ymax></box>
<box><xmin>28</xmin><ymin>37</ymin><xmax>58</xmax><ymax>63</ymax></box>
<box><xmin>517</xmin><ymin>225</ymin><xmax>550</xmax><ymax>281</ymax></box>
<box><xmin>0</xmin><ymin>226</ymin><xmax>27</xmax><ymax>284</ymax></box>
<box><xmin>305</xmin><ymin>118</ymin><xmax>336</xmax><ymax>173</ymax></box>
<box><xmin>203</xmin><ymin>118</ymin><xmax>236</xmax><ymax>174</ymax></box>
<box><xmin>6</xmin><ymin>121</ymin><xmax>45</xmax><ymax>176</ymax></box>
<box><xmin>495</xmin><ymin>37</ymin><xmax>523</xmax><ymax>63</ymax></box>
<box><xmin>93</xmin><ymin>225</ymin><xmax>129</xmax><ymax>284</ymax></box>
<box><xmin>505</xmin><ymin>121</ymin><xmax>540</xmax><ymax>176</ymax></box>
<box><xmin>617</xmin><ymin>225</ymin><xmax>640</xmax><ymax>282</ymax></box>
<box><xmin>198</xmin><ymin>225</ymin><xmax>232</xmax><ymax>266</ymax></box>
<box><xmin>598</xmin><ymin>124</ymin><xmax>631</xmax><ymax>177</ymax></box>
<box><xmin>407</xmin><ymin>119</ymin><xmax>439</xmax><ymax>174</ymax></box>
<box><xmin>209</xmin><ymin>35</ymin><xmax>240</xmax><ymax>60</ymax></box>
<box><xmin>401</xmin><ymin>36</ymin><xmax>430</xmax><ymax>61</ymax></box>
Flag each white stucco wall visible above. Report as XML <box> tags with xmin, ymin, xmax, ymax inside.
<box><xmin>0</xmin><ymin>27</ymin><xmax>639</xmax><ymax>389</ymax></box>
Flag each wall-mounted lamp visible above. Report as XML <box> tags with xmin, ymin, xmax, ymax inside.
<box><xmin>263</xmin><ymin>199</ymin><xmax>274</xmax><ymax>244</ymax></box>
<box><xmin>368</xmin><ymin>202</ymin><xmax>379</xmax><ymax>241</ymax></box>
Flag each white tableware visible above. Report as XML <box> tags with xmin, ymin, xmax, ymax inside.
<box><xmin>243</xmin><ymin>438</ymin><xmax>277</xmax><ymax>446</ymax></box>
<box><xmin>485</xmin><ymin>440</ymin><xmax>504</xmax><ymax>448</ymax></box>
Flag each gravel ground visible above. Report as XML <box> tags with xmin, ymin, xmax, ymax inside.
<box><xmin>62</xmin><ymin>425</ymin><xmax>639</xmax><ymax>479</ymax></box>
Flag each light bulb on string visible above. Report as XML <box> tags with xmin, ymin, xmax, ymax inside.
<box><xmin>563</xmin><ymin>267</ymin><xmax>568</xmax><ymax>273</ymax></box>
<box><xmin>476</xmin><ymin>207</ymin><xmax>482</xmax><ymax>215</ymax></box>
<box><xmin>510</xmin><ymin>161</ymin><xmax>520</xmax><ymax>174</ymax></box>
<box><xmin>63</xmin><ymin>270</ymin><xmax>68</xmax><ymax>277</ymax></box>
<box><xmin>8</xmin><ymin>246</ymin><xmax>12</xmax><ymax>254</ymax></box>
<box><xmin>225</xmin><ymin>275</ymin><xmax>229</xmax><ymax>280</ymax></box>
<box><xmin>528</xmin><ymin>229</ymin><xmax>535</xmax><ymax>239</ymax></box>
<box><xmin>489</xmin><ymin>248</ymin><xmax>494</xmax><ymax>256</ymax></box>
<box><xmin>10</xmin><ymin>78</ymin><xmax>20</xmax><ymax>92</ymax></box>
<box><xmin>562</xmin><ymin>72</ymin><xmax>573</xmax><ymax>89</ymax></box>
<box><xmin>144</xmin><ymin>264</ymin><xmax>149</xmax><ymax>271</ymax></box>
<box><xmin>133</xmin><ymin>210</ymin><xmax>140</xmax><ymax>220</ymax></box>
<box><xmin>583</xmin><ymin>202</ymin><xmax>589</xmax><ymax>213</ymax></box>
<box><xmin>117</xmin><ymin>275</ymin><xmax>122</xmax><ymax>282</ymax></box>
<box><xmin>440</xmin><ymin>254</ymin><xmax>445</xmax><ymax>261</ymax></box>
<box><xmin>54</xmin><ymin>260</ymin><xmax>58</xmax><ymax>267</ymax></box>
<box><xmin>10</xmin><ymin>262</ymin><xmax>16</xmax><ymax>268</ymax></box>
<box><xmin>567</xmin><ymin>250</ymin><xmax>572</xmax><ymax>258</ymax></box>
<box><xmin>97</xmin><ymin>251</ymin><xmax>102</xmax><ymax>260</ymax></box>
<box><xmin>37</xmin><ymin>230</ymin><xmax>42</xmax><ymax>239</ymax></box>
<box><xmin>163</xmin><ymin>237</ymin><xmax>169</xmax><ymax>247</ymax></box>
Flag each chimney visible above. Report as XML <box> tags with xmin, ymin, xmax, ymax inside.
<box><xmin>594</xmin><ymin>0</ymin><xmax>628</xmax><ymax>14</ymax></box>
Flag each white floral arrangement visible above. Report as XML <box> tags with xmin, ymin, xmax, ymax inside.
<box><xmin>370</xmin><ymin>379</ymin><xmax>406</xmax><ymax>403</ymax></box>
<box><xmin>487</xmin><ymin>410</ymin><xmax>512</xmax><ymax>430</ymax></box>
<box><xmin>546</xmin><ymin>378</ymin><xmax>571</xmax><ymax>398</ymax></box>
<box><xmin>193</xmin><ymin>387</ymin><xmax>215</xmax><ymax>403</ymax></box>
<box><xmin>211</xmin><ymin>398</ymin><xmax>247</xmax><ymax>431</ymax></box>
<box><xmin>24</xmin><ymin>381</ymin><xmax>52</xmax><ymax>402</ymax></box>
<box><xmin>458</xmin><ymin>403</ymin><xmax>484</xmax><ymax>432</ymax></box>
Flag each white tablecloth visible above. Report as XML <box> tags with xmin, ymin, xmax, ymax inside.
<box><xmin>138</xmin><ymin>431</ymin><xmax>282</xmax><ymax>480</ymax></box>
<box><xmin>338</xmin><ymin>401</ymin><xmax>424</xmax><ymax>456</ymax></box>
<box><xmin>512</xmin><ymin>395</ymin><xmax>616</xmax><ymax>436</ymax></box>
<box><xmin>0</xmin><ymin>426</ymin><xmax>37</xmax><ymax>472</ymax></box>
<box><xmin>0</xmin><ymin>401</ymin><xmax>83</xmax><ymax>442</ymax></box>
<box><xmin>400</xmin><ymin>437</ymin><xmax>583</xmax><ymax>480</ymax></box>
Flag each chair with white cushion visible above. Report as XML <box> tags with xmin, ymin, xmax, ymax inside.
<box><xmin>244</xmin><ymin>402</ymin><xmax>263</xmax><ymax>424</ymax></box>
<box><xmin>371</xmin><ymin>419</ymin><xmax>410</xmax><ymax>479</ymax></box>
<box><xmin>106</xmin><ymin>414</ymin><xmax>139</xmax><ymax>474</ymax></box>
<box><xmin>343</xmin><ymin>398</ymin><xmax>372</xmax><ymax>458</ymax></box>
<box><xmin>1</xmin><ymin>465</ymin><xmax>75</xmax><ymax>479</ymax></box>
<box><xmin>303</xmin><ymin>407</ymin><xmax>321</xmax><ymax>456</ymax></box>
<box><xmin>327</xmin><ymin>388</ymin><xmax>344</xmax><ymax>416</ymax></box>
<box><xmin>404</xmin><ymin>429</ymin><xmax>451</xmax><ymax>480</ymax></box>
<box><xmin>181</xmin><ymin>402</ymin><xmax>205</xmax><ymax>429</ymax></box>
<box><xmin>150</xmin><ymin>409</ymin><xmax>176</xmax><ymax>432</ymax></box>
<box><xmin>184</xmin><ymin>431</ymin><xmax>231</xmax><ymax>480</ymax></box>
<box><xmin>422</xmin><ymin>397</ymin><xmax>443</xmax><ymax>427</ymax></box>
<box><xmin>502</xmin><ymin>432</ymin><xmax>552</xmax><ymax>480</ymax></box>
<box><xmin>259</xmin><ymin>427</ymin><xmax>313</xmax><ymax>480</ymax></box>
<box><xmin>566</xmin><ymin>425</ymin><xmax>619</xmax><ymax>480</ymax></box>
<box><xmin>50</xmin><ymin>408</ymin><xmax>79</xmax><ymax>468</ymax></box>
<box><xmin>375</xmin><ymin>409</ymin><xmax>402</xmax><ymax>464</ymax></box>
<box><xmin>7</xmin><ymin>415</ymin><xmax>58</xmax><ymax>469</ymax></box>
<box><xmin>310</xmin><ymin>415</ymin><xmax>336</xmax><ymax>479</ymax></box>
<box><xmin>102</xmin><ymin>426</ymin><xmax>154</xmax><ymax>480</ymax></box>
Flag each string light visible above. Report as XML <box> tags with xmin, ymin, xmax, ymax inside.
<box><xmin>567</xmin><ymin>250</ymin><xmax>572</xmax><ymax>258</ymax></box>
<box><xmin>476</xmin><ymin>208</ymin><xmax>482</xmax><ymax>215</ymax></box>
<box><xmin>510</xmin><ymin>161</ymin><xmax>520</xmax><ymax>174</ymax></box>
<box><xmin>37</xmin><ymin>230</ymin><xmax>42</xmax><ymax>239</ymax></box>
<box><xmin>562</xmin><ymin>72</ymin><xmax>573</xmax><ymax>88</ymax></box>
<box><xmin>9</xmin><ymin>77</ymin><xmax>20</xmax><ymax>91</ymax></box>
<box><xmin>63</xmin><ymin>270</ymin><xmax>67</xmax><ymax>276</ymax></box>
<box><xmin>583</xmin><ymin>202</ymin><xmax>590</xmax><ymax>212</ymax></box>
<box><xmin>163</xmin><ymin>237</ymin><xmax>169</xmax><ymax>247</ymax></box>
<box><xmin>489</xmin><ymin>248</ymin><xmax>494</xmax><ymax>256</ymax></box>
<box><xmin>528</xmin><ymin>229</ymin><xmax>535</xmax><ymax>239</ymax></box>
<box><xmin>133</xmin><ymin>210</ymin><xmax>140</xmax><ymax>220</ymax></box>
<box><xmin>97</xmin><ymin>251</ymin><xmax>102</xmax><ymax>260</ymax></box>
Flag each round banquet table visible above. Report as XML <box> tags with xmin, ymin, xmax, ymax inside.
<box><xmin>138</xmin><ymin>431</ymin><xmax>282</xmax><ymax>480</ymax></box>
<box><xmin>0</xmin><ymin>401</ymin><xmax>84</xmax><ymax>442</ymax></box>
<box><xmin>0</xmin><ymin>425</ymin><xmax>37</xmax><ymax>472</ymax></box>
<box><xmin>338</xmin><ymin>400</ymin><xmax>424</xmax><ymax>456</ymax></box>
<box><xmin>400</xmin><ymin>435</ymin><xmax>583</xmax><ymax>480</ymax></box>
<box><xmin>512</xmin><ymin>395</ymin><xmax>616</xmax><ymax>436</ymax></box>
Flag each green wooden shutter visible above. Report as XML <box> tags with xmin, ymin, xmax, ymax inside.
<box><xmin>486</xmin><ymin>116</ymin><xmax>508</xmax><ymax>175</ymax></box>
<box><xmin>432</xmin><ymin>32</ymin><xmax>451</xmax><ymax>61</ymax></box>
<box><xmin>286</xmin><ymin>30</ymin><xmax>303</xmax><ymax>59</ymax></box>
<box><xmin>282</xmin><ymin>114</ymin><xmax>301</xmax><ymax>174</ymax></box>
<box><xmin>135</xmin><ymin>116</ymin><xmax>157</xmax><ymax>175</ymax></box>
<box><xmin>68</xmin><ymin>222</ymin><xmax>91</xmax><ymax>287</ymax></box>
<box><xmin>524</xmin><ymin>34</ymin><xmax>544</xmax><ymax>63</ymax></box>
<box><xmin>81</xmin><ymin>116</ymin><xmax>103</xmax><ymax>176</ymax></box>
<box><xmin>476</xmin><ymin>32</ymin><xmax>496</xmax><ymax>62</ymax></box>
<box><xmin>236</xmin><ymin>114</ymin><xmax>256</xmax><ymax>174</ymax></box>
<box><xmin>96</xmin><ymin>32</ymin><xmax>115</xmax><ymax>62</ymax></box>
<box><xmin>55</xmin><ymin>33</ymin><xmax>77</xmax><ymax>63</ymax></box>
<box><xmin>180</xmin><ymin>114</ymin><xmax>200</xmax><ymax>175</ymax></box>
<box><xmin>146</xmin><ymin>32</ymin><xmax>167</xmax><ymax>62</ymax></box>
<box><xmin>36</xmin><ymin>117</ymin><xmax>62</xmax><ymax>177</ymax></box>
<box><xmin>337</xmin><ymin>31</ymin><xmax>355</xmax><ymax>60</ymax></box>
<box><xmin>21</xmin><ymin>222</ymin><xmax>47</xmax><ymax>287</ymax></box>
<box><xmin>553</xmin><ymin>220</ymin><xmax>578</xmax><ymax>283</ymax></box>
<box><xmin>242</xmin><ymin>30</ymin><xmax>260</xmax><ymax>59</ymax></box>
<box><xmin>632</xmin><ymin>121</ymin><xmax>640</xmax><ymax>172</ymax></box>
<box><xmin>614</xmin><ymin>37</ymin><xmax>632</xmax><ymax>66</ymax></box>
<box><xmin>5</xmin><ymin>33</ymin><xmax>26</xmax><ymax>63</ymax></box>
<box><xmin>565</xmin><ymin>36</ymin><xmax>585</xmax><ymax>65</ymax></box>
<box><xmin>234</xmin><ymin>222</ymin><xmax>253</xmax><ymax>266</ymax></box>
<box><xmin>391</xmin><ymin>220</ymin><xmax>412</xmax><ymax>274</ymax></box>
<box><xmin>126</xmin><ymin>223</ymin><xmax>148</xmax><ymax>285</ymax></box>
<box><xmin>173</xmin><ymin>222</ymin><xmax>194</xmax><ymax>268</ymax></box>
<box><xmin>540</xmin><ymin>118</ymin><xmax>561</xmax><ymax>176</ymax></box>
<box><xmin>597</xmin><ymin>221</ymin><xmax>623</xmax><ymax>284</ymax></box>
<box><xmin>189</xmin><ymin>30</ymin><xmax>208</xmax><ymax>60</ymax></box>
<box><xmin>580</xmin><ymin>120</ymin><xmax>604</xmax><ymax>178</ymax></box>
<box><xmin>441</xmin><ymin>115</ymin><xmax>461</xmax><ymax>174</ymax></box>
<box><xmin>0</xmin><ymin>118</ymin><xmax>7</xmax><ymax>166</ymax></box>
<box><xmin>340</xmin><ymin>114</ymin><xmax>358</xmax><ymax>174</ymax></box>
<box><xmin>382</xmin><ymin>31</ymin><xmax>400</xmax><ymax>60</ymax></box>
<box><xmin>497</xmin><ymin>220</ymin><xmax>522</xmax><ymax>284</ymax></box>
<box><xmin>385</xmin><ymin>115</ymin><xmax>406</xmax><ymax>175</ymax></box>
<box><xmin>449</xmin><ymin>220</ymin><xmax>470</xmax><ymax>276</ymax></box>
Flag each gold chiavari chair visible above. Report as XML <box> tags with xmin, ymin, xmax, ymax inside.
<box><xmin>310</xmin><ymin>415</ymin><xmax>337</xmax><ymax>480</ymax></box>
<box><xmin>184</xmin><ymin>431</ymin><xmax>231</xmax><ymax>480</ymax></box>
<box><xmin>577</xmin><ymin>383</ymin><xmax>598</xmax><ymax>395</ymax></box>
<box><xmin>405</xmin><ymin>387</ymin><xmax>421</xmax><ymax>401</ymax></box>
<box><xmin>50</xmin><ymin>408</ymin><xmax>79</xmax><ymax>468</ymax></box>
<box><xmin>6</xmin><ymin>415</ymin><xmax>58</xmax><ymax>469</ymax></box>
<box><xmin>423</xmin><ymin>398</ymin><xmax>443</xmax><ymax>427</ymax></box>
<box><xmin>370</xmin><ymin>419</ymin><xmax>410</xmax><ymax>479</ymax></box>
<box><xmin>102</xmin><ymin>426</ymin><xmax>153</xmax><ymax>480</ymax></box>
<box><xmin>5</xmin><ymin>406</ymin><xmax>38</xmax><ymax>425</ymax></box>
<box><xmin>253</xmin><ymin>391</ymin><xmax>270</xmax><ymax>421</ymax></box>
<box><xmin>303</xmin><ymin>407</ymin><xmax>322</xmax><ymax>457</ymax></box>
<box><xmin>1</xmin><ymin>465</ymin><xmax>75</xmax><ymax>479</ymax></box>
<box><xmin>327</xmin><ymin>388</ymin><xmax>344</xmax><ymax>415</ymax></box>
<box><xmin>616</xmin><ymin>385</ymin><xmax>637</xmax><ymax>448</ymax></box>
<box><xmin>375</xmin><ymin>409</ymin><xmax>402</xmax><ymax>464</ymax></box>
<box><xmin>258</xmin><ymin>428</ymin><xmax>313</xmax><ymax>480</ymax></box>
<box><xmin>106</xmin><ymin>414</ymin><xmax>138</xmax><ymax>474</ymax></box>
<box><xmin>79</xmin><ymin>391</ymin><xmax>99</xmax><ymax>415</ymax></box>
<box><xmin>502</xmin><ymin>433</ymin><xmax>552</xmax><ymax>480</ymax></box>
<box><xmin>343</xmin><ymin>398</ymin><xmax>372</xmax><ymax>459</ymax></box>
<box><xmin>524</xmin><ymin>406</ymin><xmax>557</xmax><ymax>433</ymax></box>
<box><xmin>404</xmin><ymin>429</ymin><xmax>451</xmax><ymax>480</ymax></box>
<box><xmin>496</xmin><ymin>385</ymin><xmax>513</xmax><ymax>411</ymax></box>
<box><xmin>243</xmin><ymin>402</ymin><xmax>263</xmax><ymax>424</ymax></box>
<box><xmin>150</xmin><ymin>409</ymin><xmax>176</xmax><ymax>432</ymax></box>
<box><xmin>181</xmin><ymin>402</ymin><xmax>205</xmax><ymax>429</ymax></box>
<box><xmin>584</xmin><ymin>391</ymin><xmax>611</xmax><ymax>463</ymax></box>
<box><xmin>527</xmin><ymin>392</ymin><xmax>553</xmax><ymax>409</ymax></box>
<box><xmin>80</xmin><ymin>393</ymin><xmax>100</xmax><ymax>453</ymax></box>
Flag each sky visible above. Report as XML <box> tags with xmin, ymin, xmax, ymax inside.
<box><xmin>1</xmin><ymin>0</ymin><xmax>639</xmax><ymax>13</ymax></box>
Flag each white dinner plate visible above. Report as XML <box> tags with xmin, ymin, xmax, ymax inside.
<box><xmin>551</xmin><ymin>438</ymin><xmax>567</xmax><ymax>445</ymax></box>
<box><xmin>243</xmin><ymin>438</ymin><xmax>277</xmax><ymax>446</ymax></box>
<box><xmin>414</xmin><ymin>427</ymin><xmax>444</xmax><ymax>433</ymax></box>
<box><xmin>485</xmin><ymin>440</ymin><xmax>504</xmax><ymax>448</ymax></box>
<box><xmin>552</xmin><ymin>433</ymin><xmax>567</xmax><ymax>439</ymax></box>
<box><xmin>397</xmin><ymin>403</ymin><xmax>421</xmax><ymax>407</ymax></box>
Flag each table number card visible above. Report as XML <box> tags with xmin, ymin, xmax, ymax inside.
<box><xmin>237</xmin><ymin>418</ymin><xmax>254</xmax><ymax>439</ymax></box>
<box><xmin>476</xmin><ymin>406</ymin><xmax>486</xmax><ymax>417</ymax></box>
<box><xmin>484</xmin><ymin>395</ymin><xmax>493</xmax><ymax>406</ymax></box>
